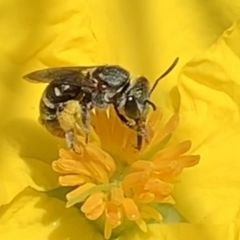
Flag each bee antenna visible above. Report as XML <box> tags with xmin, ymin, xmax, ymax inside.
<box><xmin>149</xmin><ymin>57</ymin><xmax>179</xmax><ymax>95</ymax></box>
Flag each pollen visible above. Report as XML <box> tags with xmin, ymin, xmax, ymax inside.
<box><xmin>52</xmin><ymin>107</ymin><xmax>200</xmax><ymax>239</ymax></box>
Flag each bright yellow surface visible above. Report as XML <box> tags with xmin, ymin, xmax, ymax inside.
<box><xmin>1</xmin><ymin>0</ymin><xmax>240</xmax><ymax>239</ymax></box>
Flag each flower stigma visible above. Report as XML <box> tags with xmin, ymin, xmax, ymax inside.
<box><xmin>52</xmin><ymin>106</ymin><xmax>200</xmax><ymax>239</ymax></box>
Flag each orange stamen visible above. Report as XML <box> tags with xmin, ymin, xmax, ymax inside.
<box><xmin>66</xmin><ymin>182</ymin><xmax>96</xmax><ymax>202</ymax></box>
<box><xmin>105</xmin><ymin>201</ymin><xmax>122</xmax><ymax>227</ymax></box>
<box><xmin>122</xmin><ymin>198</ymin><xmax>140</xmax><ymax>221</ymax></box>
<box><xmin>52</xmin><ymin>108</ymin><xmax>200</xmax><ymax>239</ymax></box>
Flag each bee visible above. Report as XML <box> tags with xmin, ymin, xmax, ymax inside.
<box><xmin>23</xmin><ymin>65</ymin><xmax>130</xmax><ymax>148</ymax></box>
<box><xmin>24</xmin><ymin>58</ymin><xmax>178</xmax><ymax>150</ymax></box>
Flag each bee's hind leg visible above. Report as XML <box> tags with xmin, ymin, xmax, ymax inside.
<box><xmin>80</xmin><ymin>103</ymin><xmax>90</xmax><ymax>144</ymax></box>
<box><xmin>65</xmin><ymin>130</ymin><xmax>74</xmax><ymax>148</ymax></box>
<box><xmin>57</xmin><ymin>101</ymin><xmax>81</xmax><ymax>149</ymax></box>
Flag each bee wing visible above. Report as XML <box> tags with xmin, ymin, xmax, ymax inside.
<box><xmin>23</xmin><ymin>66</ymin><xmax>101</xmax><ymax>83</ymax></box>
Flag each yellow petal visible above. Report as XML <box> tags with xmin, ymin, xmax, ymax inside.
<box><xmin>0</xmin><ymin>143</ymin><xmax>58</xmax><ymax>206</ymax></box>
<box><xmin>173</xmin><ymin>130</ymin><xmax>240</xmax><ymax>224</ymax></box>
<box><xmin>117</xmin><ymin>221</ymin><xmax>240</xmax><ymax>240</ymax></box>
<box><xmin>89</xmin><ymin>0</ymin><xmax>240</xmax><ymax>92</ymax></box>
<box><xmin>146</xmin><ymin>115</ymin><xmax>179</xmax><ymax>152</ymax></box>
<box><xmin>105</xmin><ymin>201</ymin><xmax>122</xmax><ymax>228</ymax></box>
<box><xmin>66</xmin><ymin>182</ymin><xmax>96</xmax><ymax>203</ymax></box>
<box><xmin>172</xmin><ymin>20</ymin><xmax>240</xmax><ymax>224</ymax></box>
<box><xmin>135</xmin><ymin>217</ymin><xmax>148</xmax><ymax>233</ymax></box>
<box><xmin>104</xmin><ymin>220</ymin><xmax>113</xmax><ymax>240</ymax></box>
<box><xmin>0</xmin><ymin>0</ymin><xmax>98</xmax><ymax>207</ymax></box>
<box><xmin>136</xmin><ymin>192</ymin><xmax>155</xmax><ymax>204</ymax></box>
<box><xmin>140</xmin><ymin>205</ymin><xmax>163</xmax><ymax>222</ymax></box>
<box><xmin>84</xmin><ymin>144</ymin><xmax>116</xmax><ymax>180</ymax></box>
<box><xmin>81</xmin><ymin>192</ymin><xmax>106</xmax><ymax>214</ymax></box>
<box><xmin>111</xmin><ymin>187</ymin><xmax>124</xmax><ymax>205</ymax></box>
<box><xmin>144</xmin><ymin>178</ymin><xmax>173</xmax><ymax>195</ymax></box>
<box><xmin>52</xmin><ymin>158</ymin><xmax>92</xmax><ymax>177</ymax></box>
<box><xmin>122</xmin><ymin>198</ymin><xmax>140</xmax><ymax>221</ymax></box>
<box><xmin>176</xmin><ymin>19</ymin><xmax>240</xmax><ymax>149</ymax></box>
<box><xmin>86</xmin><ymin>202</ymin><xmax>106</xmax><ymax>221</ymax></box>
<box><xmin>59</xmin><ymin>175</ymin><xmax>87</xmax><ymax>186</ymax></box>
<box><xmin>151</xmin><ymin>141</ymin><xmax>192</xmax><ymax>161</ymax></box>
<box><xmin>0</xmin><ymin>188</ymin><xmax>104</xmax><ymax>240</ymax></box>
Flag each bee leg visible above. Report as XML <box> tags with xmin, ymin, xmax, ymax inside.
<box><xmin>65</xmin><ymin>130</ymin><xmax>74</xmax><ymax>148</ymax></box>
<box><xmin>114</xmin><ymin>105</ymin><xmax>129</xmax><ymax>124</ymax></box>
<box><xmin>80</xmin><ymin>103</ymin><xmax>90</xmax><ymax>144</ymax></box>
<box><xmin>114</xmin><ymin>105</ymin><xmax>135</xmax><ymax>128</ymax></box>
<box><xmin>136</xmin><ymin>134</ymin><xmax>143</xmax><ymax>150</ymax></box>
<box><xmin>135</xmin><ymin>120</ymin><xmax>143</xmax><ymax>150</ymax></box>
<box><xmin>57</xmin><ymin>101</ymin><xmax>81</xmax><ymax>149</ymax></box>
<box><xmin>135</xmin><ymin>119</ymin><xmax>150</xmax><ymax>150</ymax></box>
<box><xmin>144</xmin><ymin>99</ymin><xmax>156</xmax><ymax>111</ymax></box>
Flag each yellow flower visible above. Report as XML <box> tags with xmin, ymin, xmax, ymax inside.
<box><xmin>52</xmin><ymin>107</ymin><xmax>199</xmax><ymax>238</ymax></box>
<box><xmin>1</xmin><ymin>0</ymin><xmax>240</xmax><ymax>240</ymax></box>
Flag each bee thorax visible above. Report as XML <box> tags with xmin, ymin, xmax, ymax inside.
<box><xmin>91</xmin><ymin>92</ymin><xmax>108</xmax><ymax>108</ymax></box>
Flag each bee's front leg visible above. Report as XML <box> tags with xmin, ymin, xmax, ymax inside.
<box><xmin>114</xmin><ymin>105</ymin><xmax>149</xmax><ymax>150</ymax></box>
<box><xmin>134</xmin><ymin>119</ymin><xmax>150</xmax><ymax>150</ymax></box>
<box><xmin>113</xmin><ymin>105</ymin><xmax>135</xmax><ymax>127</ymax></box>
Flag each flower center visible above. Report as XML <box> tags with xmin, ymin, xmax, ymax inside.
<box><xmin>52</xmin><ymin>107</ymin><xmax>200</xmax><ymax>239</ymax></box>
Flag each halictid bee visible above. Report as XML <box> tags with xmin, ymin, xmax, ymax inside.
<box><xmin>23</xmin><ymin>58</ymin><xmax>178</xmax><ymax>150</ymax></box>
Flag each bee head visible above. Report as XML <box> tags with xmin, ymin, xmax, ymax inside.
<box><xmin>119</xmin><ymin>76</ymin><xmax>150</xmax><ymax>120</ymax></box>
